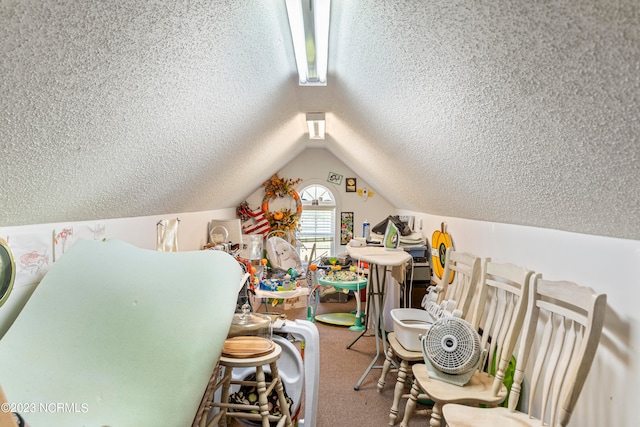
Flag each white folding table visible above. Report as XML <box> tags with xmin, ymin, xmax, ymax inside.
<box><xmin>345</xmin><ymin>246</ymin><xmax>411</xmax><ymax>390</ymax></box>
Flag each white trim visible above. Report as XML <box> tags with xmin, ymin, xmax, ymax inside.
<box><xmin>297</xmin><ymin>178</ymin><xmax>342</xmax><ymax>207</ymax></box>
<box><xmin>297</xmin><ymin>179</ymin><xmax>340</xmax><ymax>257</ymax></box>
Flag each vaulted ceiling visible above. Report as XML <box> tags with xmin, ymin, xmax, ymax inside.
<box><xmin>1</xmin><ymin>0</ymin><xmax>639</xmax><ymax>240</ymax></box>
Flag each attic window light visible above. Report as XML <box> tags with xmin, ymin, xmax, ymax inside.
<box><xmin>306</xmin><ymin>112</ymin><xmax>325</xmax><ymax>139</ymax></box>
<box><xmin>285</xmin><ymin>0</ymin><xmax>331</xmax><ymax>86</ymax></box>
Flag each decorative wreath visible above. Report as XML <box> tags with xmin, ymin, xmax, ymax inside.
<box><xmin>236</xmin><ymin>201</ymin><xmax>271</xmax><ymax>236</ymax></box>
<box><xmin>261</xmin><ymin>174</ymin><xmax>303</xmax><ymax>232</ymax></box>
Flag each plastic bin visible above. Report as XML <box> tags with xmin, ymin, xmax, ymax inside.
<box><xmin>390</xmin><ymin>308</ymin><xmax>437</xmax><ymax>351</ymax></box>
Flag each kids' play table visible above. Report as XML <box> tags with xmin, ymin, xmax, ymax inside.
<box><xmin>315</xmin><ymin>276</ymin><xmax>368</xmax><ymax>331</ymax></box>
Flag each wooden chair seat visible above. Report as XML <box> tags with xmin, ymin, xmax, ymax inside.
<box><xmin>386</xmin><ymin>332</ymin><xmax>423</xmax><ymax>361</ymax></box>
<box><xmin>443</xmin><ymin>403</ymin><xmax>540</xmax><ymax>427</ymax></box>
<box><xmin>411</xmin><ymin>364</ymin><xmax>507</xmax><ymax>406</ymax></box>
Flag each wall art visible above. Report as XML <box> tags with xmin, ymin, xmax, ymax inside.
<box><xmin>345</xmin><ymin>178</ymin><xmax>357</xmax><ymax>192</ymax></box>
<box><xmin>340</xmin><ymin>211</ymin><xmax>354</xmax><ymax>245</ymax></box>
<box><xmin>327</xmin><ymin>172</ymin><xmax>343</xmax><ymax>185</ymax></box>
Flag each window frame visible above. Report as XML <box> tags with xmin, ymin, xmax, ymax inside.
<box><xmin>297</xmin><ymin>182</ymin><xmax>340</xmax><ymax>260</ymax></box>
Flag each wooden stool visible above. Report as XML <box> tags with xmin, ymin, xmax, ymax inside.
<box><xmin>203</xmin><ymin>340</ymin><xmax>293</xmax><ymax>427</ymax></box>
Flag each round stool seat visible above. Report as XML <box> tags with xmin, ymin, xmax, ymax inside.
<box><xmin>220</xmin><ymin>343</ymin><xmax>282</xmax><ymax>367</ymax></box>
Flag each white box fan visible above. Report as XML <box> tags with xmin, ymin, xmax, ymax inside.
<box><xmin>421</xmin><ymin>316</ymin><xmax>485</xmax><ymax>387</ymax></box>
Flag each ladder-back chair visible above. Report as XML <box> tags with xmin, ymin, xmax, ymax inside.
<box><xmin>377</xmin><ymin>248</ymin><xmax>481</xmax><ymax>426</ymax></box>
<box><xmin>442</xmin><ymin>273</ymin><xmax>607</xmax><ymax>427</ymax></box>
<box><xmin>400</xmin><ymin>259</ymin><xmax>533</xmax><ymax>427</ymax></box>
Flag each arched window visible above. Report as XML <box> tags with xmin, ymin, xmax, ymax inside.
<box><xmin>298</xmin><ymin>184</ymin><xmax>336</xmax><ymax>260</ymax></box>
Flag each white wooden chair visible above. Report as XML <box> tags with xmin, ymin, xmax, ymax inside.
<box><xmin>400</xmin><ymin>259</ymin><xmax>533</xmax><ymax>427</ymax></box>
<box><xmin>376</xmin><ymin>248</ymin><xmax>481</xmax><ymax>426</ymax></box>
<box><xmin>442</xmin><ymin>274</ymin><xmax>607</xmax><ymax>427</ymax></box>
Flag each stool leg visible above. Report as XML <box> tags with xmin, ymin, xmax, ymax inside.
<box><xmin>218</xmin><ymin>366</ymin><xmax>232</xmax><ymax>427</ymax></box>
<box><xmin>254</xmin><ymin>365</ymin><xmax>271</xmax><ymax>427</ymax></box>
<box><xmin>270</xmin><ymin>361</ymin><xmax>293</xmax><ymax>427</ymax></box>
<box><xmin>199</xmin><ymin>384</ymin><xmax>214</xmax><ymax>427</ymax></box>
<box><xmin>198</xmin><ymin>365</ymin><xmax>225</xmax><ymax>427</ymax></box>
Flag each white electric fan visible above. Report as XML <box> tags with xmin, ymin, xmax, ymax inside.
<box><xmin>421</xmin><ymin>316</ymin><xmax>484</xmax><ymax>386</ymax></box>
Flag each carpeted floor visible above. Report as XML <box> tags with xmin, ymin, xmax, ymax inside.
<box><xmin>253</xmin><ymin>295</ymin><xmax>432</xmax><ymax>427</ymax></box>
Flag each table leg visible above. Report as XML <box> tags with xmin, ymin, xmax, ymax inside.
<box><xmin>353</xmin><ymin>264</ymin><xmax>391</xmax><ymax>390</ymax></box>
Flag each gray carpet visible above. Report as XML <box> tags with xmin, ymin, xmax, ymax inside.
<box><xmin>259</xmin><ymin>296</ymin><xmax>432</xmax><ymax>427</ymax></box>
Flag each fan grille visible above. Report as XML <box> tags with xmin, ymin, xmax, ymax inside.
<box><xmin>423</xmin><ymin>316</ymin><xmax>481</xmax><ymax>374</ymax></box>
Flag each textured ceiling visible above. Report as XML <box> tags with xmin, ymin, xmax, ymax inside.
<box><xmin>1</xmin><ymin>0</ymin><xmax>639</xmax><ymax>240</ymax></box>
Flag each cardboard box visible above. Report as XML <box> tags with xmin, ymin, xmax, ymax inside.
<box><xmin>319</xmin><ymin>289</ymin><xmax>349</xmax><ymax>303</ymax></box>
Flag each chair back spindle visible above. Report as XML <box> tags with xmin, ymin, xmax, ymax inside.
<box><xmin>469</xmin><ymin>260</ymin><xmax>533</xmax><ymax>393</ymax></box>
<box><xmin>506</xmin><ymin>274</ymin><xmax>606</xmax><ymax>426</ymax></box>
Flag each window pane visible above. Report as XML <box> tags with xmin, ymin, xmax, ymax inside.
<box><xmin>300</xmin><ymin>184</ymin><xmax>335</xmax><ymax>206</ymax></box>
<box><xmin>298</xmin><ymin>184</ymin><xmax>336</xmax><ymax>259</ymax></box>
<box><xmin>300</xmin><ymin>211</ymin><xmax>333</xmax><ymax>235</ymax></box>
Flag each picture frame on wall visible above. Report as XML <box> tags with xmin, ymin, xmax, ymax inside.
<box><xmin>340</xmin><ymin>212</ymin><xmax>354</xmax><ymax>245</ymax></box>
<box><xmin>345</xmin><ymin>178</ymin><xmax>357</xmax><ymax>192</ymax></box>
<box><xmin>327</xmin><ymin>172</ymin><xmax>343</xmax><ymax>185</ymax></box>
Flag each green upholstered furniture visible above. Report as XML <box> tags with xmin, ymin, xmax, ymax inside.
<box><xmin>0</xmin><ymin>239</ymin><xmax>242</xmax><ymax>426</ymax></box>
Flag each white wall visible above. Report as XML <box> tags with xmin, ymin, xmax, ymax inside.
<box><xmin>400</xmin><ymin>209</ymin><xmax>639</xmax><ymax>427</ymax></box>
<box><xmin>243</xmin><ymin>147</ymin><xmax>397</xmax><ymax>254</ymax></box>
